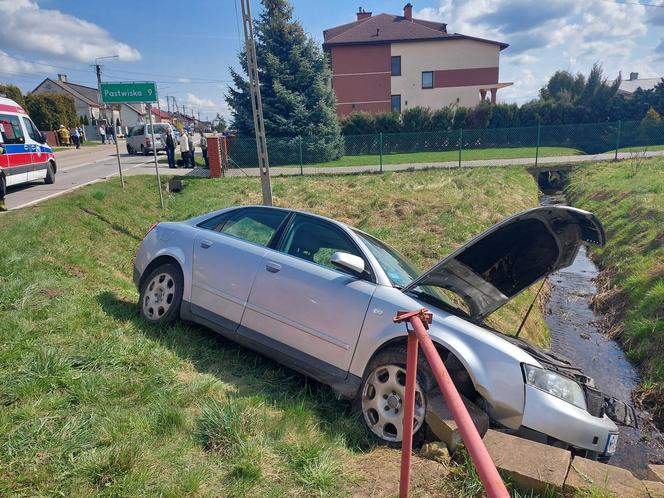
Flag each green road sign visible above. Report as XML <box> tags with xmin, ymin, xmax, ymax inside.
<box><xmin>100</xmin><ymin>81</ymin><xmax>157</xmax><ymax>103</ymax></box>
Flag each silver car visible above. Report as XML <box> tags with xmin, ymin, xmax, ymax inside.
<box><xmin>125</xmin><ymin>123</ymin><xmax>172</xmax><ymax>155</ymax></box>
<box><xmin>132</xmin><ymin>205</ymin><xmax>636</xmax><ymax>459</ymax></box>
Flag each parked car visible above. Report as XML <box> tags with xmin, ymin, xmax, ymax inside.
<box><xmin>0</xmin><ymin>96</ymin><xmax>56</xmax><ymax>195</ymax></box>
<box><xmin>125</xmin><ymin>123</ymin><xmax>173</xmax><ymax>155</ymax></box>
<box><xmin>132</xmin><ymin>205</ymin><xmax>636</xmax><ymax>460</ymax></box>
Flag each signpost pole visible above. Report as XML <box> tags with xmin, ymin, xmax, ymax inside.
<box><xmin>148</xmin><ymin>104</ymin><xmax>164</xmax><ymax>208</ymax></box>
<box><xmin>114</xmin><ymin>129</ymin><xmax>125</xmax><ymax>189</ymax></box>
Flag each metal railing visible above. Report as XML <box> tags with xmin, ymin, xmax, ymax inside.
<box><xmin>222</xmin><ymin>120</ymin><xmax>664</xmax><ymax>171</ymax></box>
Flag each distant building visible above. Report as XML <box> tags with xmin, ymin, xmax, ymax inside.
<box><xmin>32</xmin><ymin>74</ymin><xmax>146</xmax><ymax>125</ymax></box>
<box><xmin>323</xmin><ymin>3</ymin><xmax>512</xmax><ymax>116</ymax></box>
<box><xmin>618</xmin><ymin>72</ymin><xmax>662</xmax><ymax>96</ymax></box>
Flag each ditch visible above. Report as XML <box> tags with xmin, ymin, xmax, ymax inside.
<box><xmin>540</xmin><ymin>190</ymin><xmax>664</xmax><ymax>477</ymax></box>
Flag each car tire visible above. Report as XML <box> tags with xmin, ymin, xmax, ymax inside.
<box><xmin>44</xmin><ymin>162</ymin><xmax>55</xmax><ymax>184</ymax></box>
<box><xmin>127</xmin><ymin>145</ymin><xmax>134</xmax><ymax>155</ymax></box>
<box><xmin>138</xmin><ymin>263</ymin><xmax>183</xmax><ymax>324</ymax></box>
<box><xmin>141</xmin><ymin>145</ymin><xmax>149</xmax><ymax>156</ymax></box>
<box><xmin>356</xmin><ymin>345</ymin><xmax>434</xmax><ymax>448</ymax></box>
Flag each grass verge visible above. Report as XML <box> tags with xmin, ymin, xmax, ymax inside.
<box><xmin>0</xmin><ymin>167</ymin><xmax>547</xmax><ymax>496</ymax></box>
<box><xmin>566</xmin><ymin>157</ymin><xmax>664</xmax><ymax>427</ymax></box>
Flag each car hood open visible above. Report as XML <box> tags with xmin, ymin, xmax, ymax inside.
<box><xmin>402</xmin><ymin>206</ymin><xmax>606</xmax><ymax>320</ymax></box>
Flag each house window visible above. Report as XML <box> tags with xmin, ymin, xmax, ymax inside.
<box><xmin>391</xmin><ymin>95</ymin><xmax>401</xmax><ymax>113</ymax></box>
<box><xmin>391</xmin><ymin>56</ymin><xmax>401</xmax><ymax>76</ymax></box>
<box><xmin>422</xmin><ymin>71</ymin><xmax>433</xmax><ymax>89</ymax></box>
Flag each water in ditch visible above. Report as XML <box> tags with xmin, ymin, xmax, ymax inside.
<box><xmin>541</xmin><ymin>193</ymin><xmax>664</xmax><ymax>476</ymax></box>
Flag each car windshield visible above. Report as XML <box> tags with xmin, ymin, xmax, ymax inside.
<box><xmin>150</xmin><ymin>125</ymin><xmax>170</xmax><ymax>135</ymax></box>
<box><xmin>354</xmin><ymin>230</ymin><xmax>465</xmax><ymax>315</ymax></box>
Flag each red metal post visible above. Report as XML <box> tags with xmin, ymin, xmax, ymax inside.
<box><xmin>399</xmin><ymin>331</ymin><xmax>419</xmax><ymax>498</ymax></box>
<box><xmin>395</xmin><ymin>309</ymin><xmax>509</xmax><ymax>498</ymax></box>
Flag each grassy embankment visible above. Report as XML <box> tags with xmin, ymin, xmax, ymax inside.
<box><xmin>0</xmin><ymin>167</ymin><xmax>548</xmax><ymax>496</ymax></box>
<box><xmin>566</xmin><ymin>158</ymin><xmax>664</xmax><ymax>426</ymax></box>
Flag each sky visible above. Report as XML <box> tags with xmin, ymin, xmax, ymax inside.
<box><xmin>1</xmin><ymin>0</ymin><xmax>664</xmax><ymax>121</ymax></box>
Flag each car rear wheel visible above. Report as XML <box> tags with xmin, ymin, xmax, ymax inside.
<box><xmin>44</xmin><ymin>162</ymin><xmax>55</xmax><ymax>184</ymax></box>
<box><xmin>139</xmin><ymin>263</ymin><xmax>183</xmax><ymax>324</ymax></box>
<box><xmin>127</xmin><ymin>145</ymin><xmax>134</xmax><ymax>155</ymax></box>
<box><xmin>357</xmin><ymin>346</ymin><xmax>433</xmax><ymax>447</ymax></box>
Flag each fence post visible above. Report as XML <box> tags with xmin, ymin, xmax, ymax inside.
<box><xmin>535</xmin><ymin>124</ymin><xmax>541</xmax><ymax>168</ymax></box>
<box><xmin>615</xmin><ymin>120</ymin><xmax>622</xmax><ymax>161</ymax></box>
<box><xmin>298</xmin><ymin>136</ymin><xmax>303</xmax><ymax>175</ymax></box>
<box><xmin>458</xmin><ymin>128</ymin><xmax>463</xmax><ymax>168</ymax></box>
<box><xmin>379</xmin><ymin>132</ymin><xmax>383</xmax><ymax>173</ymax></box>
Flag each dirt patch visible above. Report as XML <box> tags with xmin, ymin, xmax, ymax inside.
<box><xmin>38</xmin><ymin>288</ymin><xmax>65</xmax><ymax>299</ymax></box>
<box><xmin>42</xmin><ymin>256</ymin><xmax>86</xmax><ymax>279</ymax></box>
<box><xmin>347</xmin><ymin>447</ymin><xmax>451</xmax><ymax>497</ymax></box>
<box><xmin>590</xmin><ymin>269</ymin><xmax>628</xmax><ymax>339</ymax></box>
<box><xmin>647</xmin><ymin>263</ymin><xmax>664</xmax><ymax>280</ymax></box>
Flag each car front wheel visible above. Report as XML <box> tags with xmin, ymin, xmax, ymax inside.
<box><xmin>358</xmin><ymin>346</ymin><xmax>433</xmax><ymax>447</ymax></box>
<box><xmin>138</xmin><ymin>263</ymin><xmax>183</xmax><ymax>324</ymax></box>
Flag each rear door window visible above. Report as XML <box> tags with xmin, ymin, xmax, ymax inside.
<box><xmin>220</xmin><ymin>208</ymin><xmax>288</xmax><ymax>246</ymax></box>
<box><xmin>0</xmin><ymin>114</ymin><xmax>25</xmax><ymax>144</ymax></box>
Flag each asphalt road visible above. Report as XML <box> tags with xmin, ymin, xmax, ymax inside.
<box><xmin>4</xmin><ymin>141</ymin><xmax>163</xmax><ymax>210</ymax></box>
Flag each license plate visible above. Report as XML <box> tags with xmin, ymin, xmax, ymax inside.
<box><xmin>605</xmin><ymin>433</ymin><xmax>619</xmax><ymax>454</ymax></box>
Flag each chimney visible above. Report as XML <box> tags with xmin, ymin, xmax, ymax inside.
<box><xmin>57</xmin><ymin>73</ymin><xmax>68</xmax><ymax>83</ymax></box>
<box><xmin>357</xmin><ymin>7</ymin><xmax>372</xmax><ymax>21</ymax></box>
<box><xmin>404</xmin><ymin>3</ymin><xmax>413</xmax><ymax>21</ymax></box>
<box><xmin>629</xmin><ymin>72</ymin><xmax>639</xmax><ymax>81</ymax></box>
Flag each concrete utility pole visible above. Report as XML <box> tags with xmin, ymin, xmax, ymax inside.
<box><xmin>93</xmin><ymin>55</ymin><xmax>123</xmax><ymax>188</ymax></box>
<box><xmin>241</xmin><ymin>0</ymin><xmax>272</xmax><ymax>205</ymax></box>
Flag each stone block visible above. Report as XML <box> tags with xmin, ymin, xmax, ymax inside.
<box><xmin>425</xmin><ymin>392</ymin><xmax>489</xmax><ymax>452</ymax></box>
<box><xmin>564</xmin><ymin>456</ymin><xmax>648</xmax><ymax>497</ymax></box>
<box><xmin>483</xmin><ymin>429</ymin><xmax>571</xmax><ymax>494</ymax></box>
<box><xmin>643</xmin><ymin>480</ymin><xmax>664</xmax><ymax>498</ymax></box>
<box><xmin>648</xmin><ymin>464</ymin><xmax>664</xmax><ymax>484</ymax></box>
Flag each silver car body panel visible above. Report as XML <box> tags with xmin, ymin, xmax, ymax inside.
<box><xmin>133</xmin><ymin>205</ymin><xmax>621</xmax><ymax>455</ymax></box>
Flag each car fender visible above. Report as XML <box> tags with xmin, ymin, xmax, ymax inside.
<box><xmin>135</xmin><ymin>223</ymin><xmax>196</xmax><ymax>301</ymax></box>
<box><xmin>349</xmin><ymin>285</ymin><xmax>541</xmax><ymax>428</ymax></box>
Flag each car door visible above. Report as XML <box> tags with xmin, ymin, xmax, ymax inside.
<box><xmin>21</xmin><ymin>117</ymin><xmax>45</xmax><ymax>181</ymax></box>
<box><xmin>190</xmin><ymin>207</ymin><xmax>290</xmax><ymax>331</ymax></box>
<box><xmin>0</xmin><ymin>113</ymin><xmax>29</xmax><ymax>186</ymax></box>
<box><xmin>240</xmin><ymin>213</ymin><xmax>377</xmax><ymax>378</ymax></box>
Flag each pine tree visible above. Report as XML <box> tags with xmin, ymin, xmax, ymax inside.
<box><xmin>226</xmin><ymin>0</ymin><xmax>341</xmax><ymax>162</ymax></box>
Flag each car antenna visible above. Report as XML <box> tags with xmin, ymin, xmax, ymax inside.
<box><xmin>515</xmin><ymin>279</ymin><xmax>546</xmax><ymax>338</ymax></box>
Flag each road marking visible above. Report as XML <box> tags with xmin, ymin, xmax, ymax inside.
<box><xmin>9</xmin><ymin>158</ymin><xmax>154</xmax><ymax>211</ymax></box>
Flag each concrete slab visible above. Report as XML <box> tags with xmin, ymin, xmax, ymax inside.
<box><xmin>648</xmin><ymin>464</ymin><xmax>664</xmax><ymax>483</ymax></box>
<box><xmin>643</xmin><ymin>480</ymin><xmax>664</xmax><ymax>498</ymax></box>
<box><xmin>425</xmin><ymin>392</ymin><xmax>489</xmax><ymax>452</ymax></box>
<box><xmin>564</xmin><ymin>456</ymin><xmax>648</xmax><ymax>497</ymax></box>
<box><xmin>483</xmin><ymin>429</ymin><xmax>571</xmax><ymax>494</ymax></box>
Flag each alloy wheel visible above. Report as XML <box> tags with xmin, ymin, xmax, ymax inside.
<box><xmin>361</xmin><ymin>364</ymin><xmax>426</xmax><ymax>442</ymax></box>
<box><xmin>142</xmin><ymin>272</ymin><xmax>176</xmax><ymax>320</ymax></box>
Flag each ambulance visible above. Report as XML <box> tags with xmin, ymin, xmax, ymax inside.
<box><xmin>0</xmin><ymin>96</ymin><xmax>57</xmax><ymax>200</ymax></box>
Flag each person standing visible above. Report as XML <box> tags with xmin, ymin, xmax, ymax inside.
<box><xmin>178</xmin><ymin>130</ymin><xmax>190</xmax><ymax>167</ymax></box>
<box><xmin>57</xmin><ymin>125</ymin><xmax>70</xmax><ymax>146</ymax></box>
<box><xmin>98</xmin><ymin>124</ymin><xmax>106</xmax><ymax>144</ymax></box>
<box><xmin>72</xmin><ymin>127</ymin><xmax>81</xmax><ymax>149</ymax></box>
<box><xmin>188</xmin><ymin>132</ymin><xmax>195</xmax><ymax>167</ymax></box>
<box><xmin>106</xmin><ymin>125</ymin><xmax>116</xmax><ymax>145</ymax></box>
<box><xmin>165</xmin><ymin>127</ymin><xmax>177</xmax><ymax>168</ymax></box>
<box><xmin>199</xmin><ymin>130</ymin><xmax>208</xmax><ymax>168</ymax></box>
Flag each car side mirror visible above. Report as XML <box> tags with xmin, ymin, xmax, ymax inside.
<box><xmin>330</xmin><ymin>252</ymin><xmax>365</xmax><ymax>276</ymax></box>
<box><xmin>39</xmin><ymin>132</ymin><xmax>47</xmax><ymax>144</ymax></box>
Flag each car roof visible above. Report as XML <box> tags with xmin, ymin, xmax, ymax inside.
<box><xmin>239</xmin><ymin>204</ymin><xmax>352</xmax><ymax>229</ymax></box>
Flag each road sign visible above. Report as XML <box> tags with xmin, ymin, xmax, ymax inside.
<box><xmin>100</xmin><ymin>81</ymin><xmax>157</xmax><ymax>103</ymax></box>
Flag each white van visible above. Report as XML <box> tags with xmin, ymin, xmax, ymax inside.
<box><xmin>0</xmin><ymin>97</ymin><xmax>56</xmax><ymax>196</ymax></box>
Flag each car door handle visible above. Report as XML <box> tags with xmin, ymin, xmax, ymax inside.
<box><xmin>265</xmin><ymin>261</ymin><xmax>281</xmax><ymax>273</ymax></box>
<box><xmin>199</xmin><ymin>239</ymin><xmax>213</xmax><ymax>249</ymax></box>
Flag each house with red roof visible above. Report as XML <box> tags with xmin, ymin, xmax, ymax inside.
<box><xmin>323</xmin><ymin>3</ymin><xmax>512</xmax><ymax>115</ymax></box>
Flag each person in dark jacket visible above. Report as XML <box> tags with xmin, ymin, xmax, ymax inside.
<box><xmin>188</xmin><ymin>132</ymin><xmax>195</xmax><ymax>167</ymax></box>
<box><xmin>165</xmin><ymin>127</ymin><xmax>177</xmax><ymax>168</ymax></box>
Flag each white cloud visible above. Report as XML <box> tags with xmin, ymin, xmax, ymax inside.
<box><xmin>177</xmin><ymin>78</ymin><xmax>192</xmax><ymax>84</ymax></box>
<box><xmin>0</xmin><ymin>0</ymin><xmax>140</xmax><ymax>64</ymax></box>
<box><xmin>0</xmin><ymin>50</ymin><xmax>44</xmax><ymax>76</ymax></box>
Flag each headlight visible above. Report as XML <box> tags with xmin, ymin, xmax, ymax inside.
<box><xmin>523</xmin><ymin>364</ymin><xmax>587</xmax><ymax>410</ymax></box>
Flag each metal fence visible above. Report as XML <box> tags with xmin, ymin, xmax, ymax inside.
<box><xmin>223</xmin><ymin>120</ymin><xmax>664</xmax><ymax>172</ymax></box>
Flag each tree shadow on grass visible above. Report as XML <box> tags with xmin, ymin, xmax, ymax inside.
<box><xmin>96</xmin><ymin>290</ymin><xmax>372</xmax><ymax>451</ymax></box>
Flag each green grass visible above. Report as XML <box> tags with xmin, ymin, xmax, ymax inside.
<box><xmin>617</xmin><ymin>144</ymin><xmax>664</xmax><ymax>153</ymax></box>
<box><xmin>566</xmin><ymin>157</ymin><xmax>664</xmax><ymax>427</ymax></box>
<box><xmin>278</xmin><ymin>146</ymin><xmax>582</xmax><ymax>169</ymax></box>
<box><xmin>0</xmin><ymin>167</ymin><xmax>548</xmax><ymax>496</ymax></box>
<box><xmin>53</xmin><ymin>140</ymin><xmax>102</xmax><ymax>151</ymax></box>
